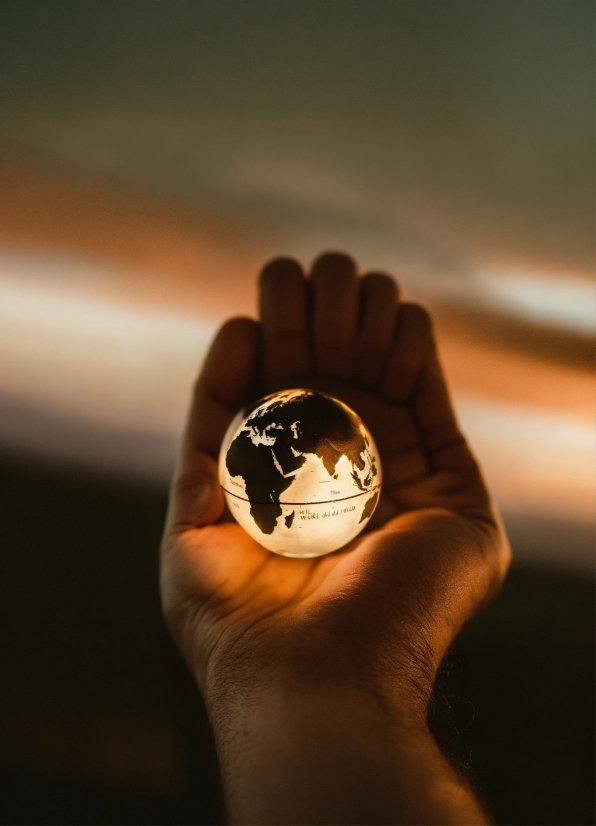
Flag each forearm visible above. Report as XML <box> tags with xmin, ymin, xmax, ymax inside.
<box><xmin>208</xmin><ymin>682</ymin><xmax>489</xmax><ymax>825</ymax></box>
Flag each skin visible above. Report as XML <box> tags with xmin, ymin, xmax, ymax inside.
<box><xmin>160</xmin><ymin>252</ymin><xmax>512</xmax><ymax>825</ymax></box>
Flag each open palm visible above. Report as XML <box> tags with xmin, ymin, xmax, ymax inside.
<box><xmin>160</xmin><ymin>254</ymin><xmax>510</xmax><ymax>706</ymax></box>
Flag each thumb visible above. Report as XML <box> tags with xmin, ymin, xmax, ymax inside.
<box><xmin>165</xmin><ymin>452</ymin><xmax>225</xmax><ymax>534</ymax></box>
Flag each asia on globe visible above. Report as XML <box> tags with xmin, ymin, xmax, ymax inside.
<box><xmin>218</xmin><ymin>389</ymin><xmax>382</xmax><ymax>557</ymax></box>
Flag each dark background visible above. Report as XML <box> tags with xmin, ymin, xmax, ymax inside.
<box><xmin>1</xmin><ymin>454</ymin><xmax>593</xmax><ymax>824</ymax></box>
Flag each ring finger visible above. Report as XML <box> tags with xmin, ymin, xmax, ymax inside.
<box><xmin>355</xmin><ymin>272</ymin><xmax>399</xmax><ymax>387</ymax></box>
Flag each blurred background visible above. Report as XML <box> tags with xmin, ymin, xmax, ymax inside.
<box><xmin>0</xmin><ymin>2</ymin><xmax>593</xmax><ymax>824</ymax></box>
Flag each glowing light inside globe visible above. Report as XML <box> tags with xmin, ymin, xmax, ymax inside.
<box><xmin>218</xmin><ymin>389</ymin><xmax>382</xmax><ymax>557</ymax></box>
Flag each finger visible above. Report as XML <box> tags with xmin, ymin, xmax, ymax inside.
<box><xmin>166</xmin><ymin>452</ymin><xmax>224</xmax><ymax>532</ymax></box>
<box><xmin>397</xmin><ymin>310</ymin><xmax>468</xmax><ymax>469</ymax></box>
<box><xmin>183</xmin><ymin>317</ymin><xmax>260</xmax><ymax>464</ymax></box>
<box><xmin>167</xmin><ymin>317</ymin><xmax>260</xmax><ymax>532</ymax></box>
<box><xmin>382</xmin><ymin>303</ymin><xmax>479</xmax><ymax>477</ymax></box>
<box><xmin>412</xmin><ymin>355</ymin><xmax>478</xmax><ymax>476</ymax></box>
<box><xmin>311</xmin><ymin>252</ymin><xmax>359</xmax><ymax>378</ymax></box>
<box><xmin>259</xmin><ymin>257</ymin><xmax>310</xmax><ymax>388</ymax></box>
<box><xmin>381</xmin><ymin>303</ymin><xmax>435</xmax><ymax>402</ymax></box>
<box><xmin>355</xmin><ymin>272</ymin><xmax>399</xmax><ymax>387</ymax></box>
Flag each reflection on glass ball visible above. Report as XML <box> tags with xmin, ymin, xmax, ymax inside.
<box><xmin>218</xmin><ymin>389</ymin><xmax>382</xmax><ymax>557</ymax></box>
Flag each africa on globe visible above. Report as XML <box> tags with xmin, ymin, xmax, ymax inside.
<box><xmin>218</xmin><ymin>389</ymin><xmax>382</xmax><ymax>557</ymax></box>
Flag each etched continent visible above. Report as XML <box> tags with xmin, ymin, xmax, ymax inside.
<box><xmin>226</xmin><ymin>390</ymin><xmax>377</xmax><ymax>535</ymax></box>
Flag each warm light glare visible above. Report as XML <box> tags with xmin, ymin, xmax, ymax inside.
<box><xmin>476</xmin><ymin>268</ymin><xmax>596</xmax><ymax>334</ymax></box>
<box><xmin>0</xmin><ymin>250</ymin><xmax>593</xmax><ymax>569</ymax></box>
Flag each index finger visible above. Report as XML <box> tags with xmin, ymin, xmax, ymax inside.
<box><xmin>259</xmin><ymin>257</ymin><xmax>310</xmax><ymax>388</ymax></box>
<box><xmin>182</xmin><ymin>316</ymin><xmax>261</xmax><ymax>465</ymax></box>
<box><xmin>311</xmin><ymin>252</ymin><xmax>359</xmax><ymax>378</ymax></box>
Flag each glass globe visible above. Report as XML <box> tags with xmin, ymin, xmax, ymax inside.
<box><xmin>218</xmin><ymin>389</ymin><xmax>382</xmax><ymax>557</ymax></box>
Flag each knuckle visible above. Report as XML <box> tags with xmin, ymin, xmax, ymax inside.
<box><xmin>316</xmin><ymin>336</ymin><xmax>350</xmax><ymax>352</ymax></box>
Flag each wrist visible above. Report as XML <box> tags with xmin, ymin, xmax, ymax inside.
<box><xmin>204</xmin><ymin>679</ymin><xmax>485</xmax><ymax>825</ymax></box>
<box><xmin>203</xmin><ymin>654</ymin><xmax>432</xmax><ymax>744</ymax></box>
<box><xmin>201</xmin><ymin>629</ymin><xmax>438</xmax><ymax>730</ymax></box>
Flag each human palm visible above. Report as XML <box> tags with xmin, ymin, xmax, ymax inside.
<box><xmin>160</xmin><ymin>253</ymin><xmax>510</xmax><ymax>707</ymax></box>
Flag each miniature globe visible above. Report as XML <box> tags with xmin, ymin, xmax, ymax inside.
<box><xmin>218</xmin><ymin>389</ymin><xmax>382</xmax><ymax>557</ymax></box>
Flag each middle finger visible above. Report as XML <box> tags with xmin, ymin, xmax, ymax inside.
<box><xmin>311</xmin><ymin>252</ymin><xmax>359</xmax><ymax>378</ymax></box>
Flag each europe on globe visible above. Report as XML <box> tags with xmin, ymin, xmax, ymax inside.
<box><xmin>218</xmin><ymin>389</ymin><xmax>382</xmax><ymax>557</ymax></box>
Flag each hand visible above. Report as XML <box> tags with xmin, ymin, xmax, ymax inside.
<box><xmin>160</xmin><ymin>253</ymin><xmax>511</xmax><ymax>823</ymax></box>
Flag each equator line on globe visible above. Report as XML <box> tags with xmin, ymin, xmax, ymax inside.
<box><xmin>218</xmin><ymin>389</ymin><xmax>382</xmax><ymax>557</ymax></box>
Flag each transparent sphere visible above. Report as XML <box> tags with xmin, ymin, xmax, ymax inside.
<box><xmin>218</xmin><ymin>389</ymin><xmax>382</xmax><ymax>557</ymax></box>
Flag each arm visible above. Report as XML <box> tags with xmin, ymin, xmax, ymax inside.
<box><xmin>160</xmin><ymin>252</ymin><xmax>510</xmax><ymax>824</ymax></box>
<box><xmin>212</xmin><ymin>683</ymin><xmax>487</xmax><ymax>825</ymax></box>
